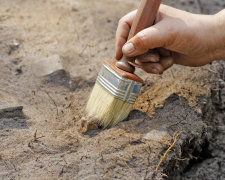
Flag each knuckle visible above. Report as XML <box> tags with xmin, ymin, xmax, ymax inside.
<box><xmin>118</xmin><ymin>17</ymin><xmax>125</xmax><ymax>25</ymax></box>
<box><xmin>135</xmin><ymin>31</ymin><xmax>148</xmax><ymax>49</ymax></box>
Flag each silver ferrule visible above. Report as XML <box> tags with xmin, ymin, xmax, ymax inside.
<box><xmin>96</xmin><ymin>63</ymin><xmax>142</xmax><ymax>104</ymax></box>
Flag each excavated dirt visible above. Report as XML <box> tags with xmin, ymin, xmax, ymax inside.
<box><xmin>0</xmin><ymin>0</ymin><xmax>224</xmax><ymax>179</ymax></box>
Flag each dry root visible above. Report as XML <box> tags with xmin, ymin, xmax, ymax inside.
<box><xmin>155</xmin><ymin>131</ymin><xmax>183</xmax><ymax>173</ymax></box>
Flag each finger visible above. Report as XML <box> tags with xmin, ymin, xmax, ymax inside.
<box><xmin>157</xmin><ymin>48</ymin><xmax>171</xmax><ymax>56</ymax></box>
<box><xmin>122</xmin><ymin>21</ymin><xmax>169</xmax><ymax>57</ymax></box>
<box><xmin>139</xmin><ymin>56</ymin><xmax>174</xmax><ymax>74</ymax></box>
<box><xmin>160</xmin><ymin>56</ymin><xmax>174</xmax><ymax>70</ymax></box>
<box><xmin>115</xmin><ymin>10</ymin><xmax>137</xmax><ymax>60</ymax></box>
<box><xmin>139</xmin><ymin>62</ymin><xmax>164</xmax><ymax>74</ymax></box>
<box><xmin>136</xmin><ymin>52</ymin><xmax>160</xmax><ymax>63</ymax></box>
<box><xmin>115</xmin><ymin>37</ymin><xmax>127</xmax><ymax>60</ymax></box>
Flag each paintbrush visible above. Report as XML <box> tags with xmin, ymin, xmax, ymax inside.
<box><xmin>86</xmin><ymin>0</ymin><xmax>162</xmax><ymax>128</ymax></box>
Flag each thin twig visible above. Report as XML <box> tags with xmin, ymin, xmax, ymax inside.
<box><xmin>79</xmin><ymin>43</ymin><xmax>94</xmax><ymax>57</ymax></box>
<box><xmin>0</xmin><ymin>154</ymin><xmax>4</xmax><ymax>159</ymax></box>
<box><xmin>167</xmin><ymin>119</ymin><xmax>187</xmax><ymax>129</ymax></box>
<box><xmin>146</xmin><ymin>94</ymin><xmax>151</xmax><ymax>113</ymax></box>
<box><xmin>28</xmin><ymin>130</ymin><xmax>45</xmax><ymax>147</ymax></box>
<box><xmin>170</xmin><ymin>69</ymin><xmax>175</xmax><ymax>79</ymax></box>
<box><xmin>45</xmin><ymin>91</ymin><xmax>59</xmax><ymax>118</ymax></box>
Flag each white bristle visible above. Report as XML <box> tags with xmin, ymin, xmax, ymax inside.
<box><xmin>86</xmin><ymin>83</ymin><xmax>133</xmax><ymax>128</ymax></box>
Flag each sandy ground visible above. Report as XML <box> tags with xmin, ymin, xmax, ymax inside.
<box><xmin>0</xmin><ymin>0</ymin><xmax>224</xmax><ymax>179</ymax></box>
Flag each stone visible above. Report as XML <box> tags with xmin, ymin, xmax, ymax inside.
<box><xmin>143</xmin><ymin>126</ymin><xmax>170</xmax><ymax>141</ymax></box>
<box><xmin>32</xmin><ymin>54</ymin><xmax>63</xmax><ymax>76</ymax></box>
<box><xmin>0</xmin><ymin>91</ymin><xmax>27</xmax><ymax>129</ymax></box>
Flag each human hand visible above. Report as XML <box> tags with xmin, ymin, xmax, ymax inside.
<box><xmin>115</xmin><ymin>5</ymin><xmax>221</xmax><ymax>74</ymax></box>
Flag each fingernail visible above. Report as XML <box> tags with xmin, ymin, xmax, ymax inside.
<box><xmin>122</xmin><ymin>43</ymin><xmax>135</xmax><ymax>55</ymax></box>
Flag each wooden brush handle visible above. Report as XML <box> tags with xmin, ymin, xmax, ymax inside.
<box><xmin>116</xmin><ymin>0</ymin><xmax>162</xmax><ymax>73</ymax></box>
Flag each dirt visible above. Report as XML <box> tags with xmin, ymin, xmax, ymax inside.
<box><xmin>0</xmin><ymin>0</ymin><xmax>224</xmax><ymax>179</ymax></box>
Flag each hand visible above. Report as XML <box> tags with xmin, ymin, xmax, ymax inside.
<box><xmin>115</xmin><ymin>5</ymin><xmax>222</xmax><ymax>74</ymax></box>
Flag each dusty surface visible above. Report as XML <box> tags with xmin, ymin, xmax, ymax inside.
<box><xmin>0</xmin><ymin>0</ymin><xmax>224</xmax><ymax>179</ymax></box>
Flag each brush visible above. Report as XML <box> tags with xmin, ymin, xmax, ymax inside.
<box><xmin>86</xmin><ymin>0</ymin><xmax>162</xmax><ymax>128</ymax></box>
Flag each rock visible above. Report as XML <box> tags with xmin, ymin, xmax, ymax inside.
<box><xmin>8</xmin><ymin>39</ymin><xmax>20</xmax><ymax>55</ymax></box>
<box><xmin>32</xmin><ymin>54</ymin><xmax>63</xmax><ymax>76</ymax></box>
<box><xmin>43</xmin><ymin>70</ymin><xmax>95</xmax><ymax>91</ymax></box>
<box><xmin>0</xmin><ymin>91</ymin><xmax>27</xmax><ymax>129</ymax></box>
<box><xmin>9</xmin><ymin>39</ymin><xmax>20</xmax><ymax>51</ymax></box>
<box><xmin>0</xmin><ymin>106</ymin><xmax>24</xmax><ymax>119</ymax></box>
<box><xmin>143</xmin><ymin>126</ymin><xmax>170</xmax><ymax>141</ymax></box>
<box><xmin>79</xmin><ymin>117</ymin><xmax>100</xmax><ymax>136</ymax></box>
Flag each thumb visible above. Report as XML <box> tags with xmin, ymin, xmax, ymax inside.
<box><xmin>122</xmin><ymin>25</ymin><xmax>165</xmax><ymax>57</ymax></box>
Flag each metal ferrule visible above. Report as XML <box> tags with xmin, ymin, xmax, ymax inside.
<box><xmin>96</xmin><ymin>63</ymin><xmax>142</xmax><ymax>104</ymax></box>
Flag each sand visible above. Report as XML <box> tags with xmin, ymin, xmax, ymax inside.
<box><xmin>0</xmin><ymin>0</ymin><xmax>225</xmax><ymax>179</ymax></box>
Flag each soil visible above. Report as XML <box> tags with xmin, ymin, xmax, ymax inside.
<box><xmin>0</xmin><ymin>0</ymin><xmax>224</xmax><ymax>179</ymax></box>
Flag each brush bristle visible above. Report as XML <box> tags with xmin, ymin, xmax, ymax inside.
<box><xmin>86</xmin><ymin>83</ymin><xmax>133</xmax><ymax>128</ymax></box>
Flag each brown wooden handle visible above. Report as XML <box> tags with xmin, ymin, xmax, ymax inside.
<box><xmin>128</xmin><ymin>0</ymin><xmax>162</xmax><ymax>40</ymax></box>
<box><xmin>116</xmin><ymin>0</ymin><xmax>162</xmax><ymax>73</ymax></box>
